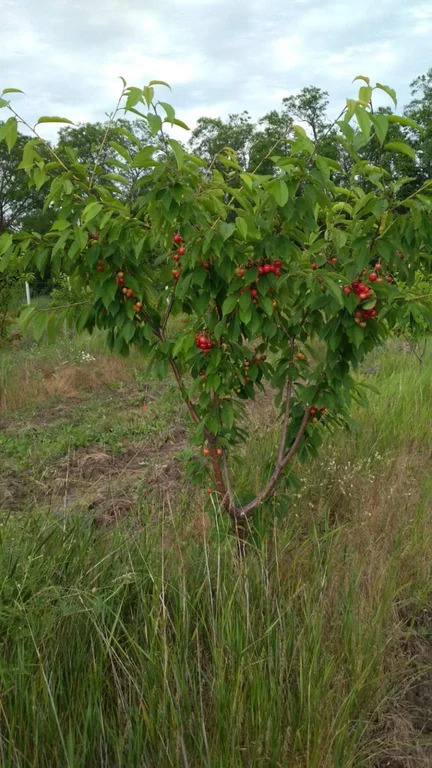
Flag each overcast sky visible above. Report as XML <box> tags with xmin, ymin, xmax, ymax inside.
<box><xmin>1</xmin><ymin>0</ymin><xmax>432</xmax><ymax>141</ymax></box>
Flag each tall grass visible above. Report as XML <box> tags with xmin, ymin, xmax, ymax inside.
<box><xmin>1</xmin><ymin>337</ymin><xmax>432</xmax><ymax>765</ymax></box>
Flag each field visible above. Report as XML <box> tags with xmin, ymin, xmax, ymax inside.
<box><xmin>1</xmin><ymin>326</ymin><xmax>432</xmax><ymax>767</ymax></box>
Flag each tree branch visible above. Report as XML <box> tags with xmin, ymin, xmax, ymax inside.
<box><xmin>235</xmin><ymin>406</ymin><xmax>311</xmax><ymax>518</ymax></box>
<box><xmin>277</xmin><ymin>337</ymin><xmax>295</xmax><ymax>464</ymax></box>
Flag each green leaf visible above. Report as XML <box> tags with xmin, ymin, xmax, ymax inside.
<box><xmin>32</xmin><ymin>311</ymin><xmax>48</xmax><ymax>342</ymax></box>
<box><xmin>268</xmin><ymin>178</ymin><xmax>288</xmax><ymax>207</ymax></box>
<box><xmin>81</xmin><ymin>201</ymin><xmax>102</xmax><ymax>225</ymax></box>
<box><xmin>358</xmin><ymin>85</ymin><xmax>372</xmax><ymax>104</ymax></box>
<box><xmin>353</xmin><ymin>75</ymin><xmax>370</xmax><ymax>85</ymax></box>
<box><xmin>165</xmin><ymin>117</ymin><xmax>190</xmax><ymax>131</ymax></box>
<box><xmin>219</xmin><ymin>222</ymin><xmax>235</xmax><ymax>241</ymax></box>
<box><xmin>375</xmin><ymin>83</ymin><xmax>397</xmax><ymax>107</ymax></box>
<box><xmin>240</xmin><ymin>173</ymin><xmax>254</xmax><ymax>191</ymax></box>
<box><xmin>1</xmin><ymin>88</ymin><xmax>24</xmax><ymax>95</ymax></box>
<box><xmin>169</xmin><ymin>138</ymin><xmax>185</xmax><ymax>170</ymax></box>
<box><xmin>387</xmin><ymin>115</ymin><xmax>422</xmax><ymax>132</ymax></box>
<box><xmin>222</xmin><ymin>294</ymin><xmax>238</xmax><ymax>315</ymax></box>
<box><xmin>160</xmin><ymin>101</ymin><xmax>176</xmax><ymax>122</ymax></box>
<box><xmin>125</xmin><ymin>87</ymin><xmax>143</xmax><ymax>110</ymax></box>
<box><xmin>4</xmin><ymin>117</ymin><xmax>17</xmax><ymax>151</ymax></box>
<box><xmin>384</xmin><ymin>141</ymin><xmax>416</xmax><ymax>159</ymax></box>
<box><xmin>0</xmin><ymin>232</ymin><xmax>12</xmax><ymax>256</ymax></box>
<box><xmin>142</xmin><ymin>85</ymin><xmax>154</xmax><ymax>106</ymax></box>
<box><xmin>355</xmin><ymin>106</ymin><xmax>371</xmax><ymax>141</ymax></box>
<box><xmin>371</xmin><ymin>114</ymin><xmax>389</xmax><ymax>145</ymax></box>
<box><xmin>235</xmin><ymin>217</ymin><xmax>247</xmax><ymax>240</ymax></box>
<box><xmin>146</xmin><ymin>112</ymin><xmax>162</xmax><ymax>136</ymax></box>
<box><xmin>36</xmin><ymin>116</ymin><xmax>73</xmax><ymax>125</ymax></box>
<box><xmin>148</xmin><ymin>80</ymin><xmax>171</xmax><ymax>89</ymax></box>
<box><xmin>109</xmin><ymin>140</ymin><xmax>132</xmax><ymax>163</ymax></box>
<box><xmin>33</xmin><ymin>167</ymin><xmax>49</xmax><ymax>189</ymax></box>
<box><xmin>132</xmin><ymin>145</ymin><xmax>156</xmax><ymax>167</ymax></box>
<box><xmin>0</xmin><ymin>98</ymin><xmax>9</xmax><ymax>108</ymax></box>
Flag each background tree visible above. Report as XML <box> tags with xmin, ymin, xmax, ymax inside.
<box><xmin>0</xmin><ymin>127</ymin><xmax>50</xmax><ymax>234</ymax></box>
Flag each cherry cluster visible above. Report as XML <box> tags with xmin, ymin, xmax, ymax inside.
<box><xmin>171</xmin><ymin>232</ymin><xmax>185</xmax><ymax>281</ymax></box>
<box><xmin>355</xmin><ymin>308</ymin><xmax>377</xmax><ymax>327</ymax></box>
<box><xmin>309</xmin><ymin>405</ymin><xmax>326</xmax><ymax>423</ymax></box>
<box><xmin>97</xmin><ymin>259</ymin><xmax>105</xmax><ymax>272</ymax></box>
<box><xmin>195</xmin><ymin>332</ymin><xmax>213</xmax><ymax>353</ymax></box>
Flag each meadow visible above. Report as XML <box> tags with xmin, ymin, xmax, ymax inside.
<box><xmin>0</xmin><ymin>325</ymin><xmax>431</xmax><ymax>767</ymax></box>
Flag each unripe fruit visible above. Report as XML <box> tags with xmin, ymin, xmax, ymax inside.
<box><xmin>296</xmin><ymin>353</ymin><xmax>306</xmax><ymax>361</ymax></box>
<box><xmin>272</xmin><ymin>300</ymin><xmax>278</xmax><ymax>308</ymax></box>
<box><xmin>360</xmin><ymin>321</ymin><xmax>367</xmax><ymax>328</ymax></box>
<box><xmin>117</xmin><ymin>271</ymin><xmax>124</xmax><ymax>278</ymax></box>
<box><xmin>235</xmin><ymin>268</ymin><xmax>245</xmax><ymax>277</ymax></box>
<box><xmin>122</xmin><ymin>287</ymin><xmax>128</xmax><ymax>294</ymax></box>
<box><xmin>376</xmin><ymin>277</ymin><xmax>383</xmax><ymax>283</ymax></box>
<box><xmin>91</xmin><ymin>232</ymin><xmax>99</xmax><ymax>240</ymax></box>
<box><xmin>178</xmin><ymin>247</ymin><xmax>186</xmax><ymax>256</ymax></box>
<box><xmin>312</xmin><ymin>417</ymin><xmax>318</xmax><ymax>423</ymax></box>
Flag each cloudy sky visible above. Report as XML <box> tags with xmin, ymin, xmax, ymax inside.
<box><xmin>1</xmin><ymin>0</ymin><xmax>432</xmax><ymax>140</ymax></box>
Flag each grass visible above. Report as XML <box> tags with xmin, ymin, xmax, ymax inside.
<box><xmin>0</xmin><ymin>329</ymin><xmax>432</xmax><ymax>766</ymax></box>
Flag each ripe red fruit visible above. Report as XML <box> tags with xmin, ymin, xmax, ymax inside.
<box><xmin>274</xmin><ymin>260</ymin><xmax>282</xmax><ymax>268</ymax></box>
<box><xmin>274</xmin><ymin>268</ymin><xmax>281</xmax><ymax>277</ymax></box>
<box><xmin>264</xmin><ymin>264</ymin><xmax>272</xmax><ymax>273</ymax></box>
<box><xmin>206</xmin><ymin>488</ymin><xmax>213</xmax><ymax>494</ymax></box>
<box><xmin>117</xmin><ymin>277</ymin><xmax>125</xmax><ymax>286</ymax></box>
<box><xmin>296</xmin><ymin>352</ymin><xmax>306</xmax><ymax>361</ymax></box>
<box><xmin>260</xmin><ymin>355</ymin><xmax>267</xmax><ymax>361</ymax></box>
<box><xmin>90</xmin><ymin>232</ymin><xmax>99</xmax><ymax>240</ymax></box>
<box><xmin>310</xmin><ymin>405</ymin><xmax>318</xmax><ymax>415</ymax></box>
<box><xmin>250</xmin><ymin>288</ymin><xmax>258</xmax><ymax>298</ymax></box>
<box><xmin>331</xmin><ymin>257</ymin><xmax>338</xmax><ymax>264</ymax></box>
<box><xmin>386</xmin><ymin>276</ymin><xmax>392</xmax><ymax>283</ymax></box>
<box><xmin>311</xmin><ymin>263</ymin><xmax>318</xmax><ymax>270</ymax></box>
<box><xmin>358</xmin><ymin>292</ymin><xmax>368</xmax><ymax>300</ymax></box>
<box><xmin>355</xmin><ymin>310</ymin><xmax>363</xmax><ymax>318</ymax></box>
<box><xmin>235</xmin><ymin>267</ymin><xmax>245</xmax><ymax>277</ymax></box>
<box><xmin>142</xmin><ymin>405</ymin><xmax>147</xmax><ymax>412</ymax></box>
<box><xmin>173</xmin><ymin>234</ymin><xmax>184</xmax><ymax>244</ymax></box>
<box><xmin>97</xmin><ymin>264</ymin><xmax>105</xmax><ymax>272</ymax></box>
<box><xmin>320</xmin><ymin>407</ymin><xmax>326</xmax><ymax>415</ymax></box>
<box><xmin>203</xmin><ymin>262</ymin><xmax>210</xmax><ymax>269</ymax></box>
<box><xmin>171</xmin><ymin>270</ymin><xmax>180</xmax><ymax>280</ymax></box>
<box><xmin>216</xmin><ymin>448</ymin><xmax>223</xmax><ymax>456</ymax></box>
<box><xmin>203</xmin><ymin>448</ymin><xmax>210</xmax><ymax>456</ymax></box>
<box><xmin>173</xmin><ymin>253</ymin><xmax>180</xmax><ymax>261</ymax></box>
<box><xmin>258</xmin><ymin>266</ymin><xmax>265</xmax><ymax>275</ymax></box>
<box><xmin>369</xmin><ymin>273</ymin><xmax>377</xmax><ymax>282</ymax></box>
<box><xmin>178</xmin><ymin>247</ymin><xmax>186</xmax><ymax>256</ymax></box>
<box><xmin>375</xmin><ymin>263</ymin><xmax>382</xmax><ymax>270</ymax></box>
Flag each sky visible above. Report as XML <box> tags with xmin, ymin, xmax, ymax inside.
<box><xmin>1</xmin><ymin>0</ymin><xmax>432</xmax><ymax>141</ymax></box>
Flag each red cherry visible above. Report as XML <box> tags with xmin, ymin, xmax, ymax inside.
<box><xmin>375</xmin><ymin>263</ymin><xmax>382</xmax><ymax>270</ymax></box>
<box><xmin>142</xmin><ymin>405</ymin><xmax>147</xmax><ymax>412</ymax></box>
<box><xmin>258</xmin><ymin>266</ymin><xmax>265</xmax><ymax>275</ymax></box>
<box><xmin>206</xmin><ymin>488</ymin><xmax>213</xmax><ymax>494</ymax></box>
<box><xmin>173</xmin><ymin>234</ymin><xmax>184</xmax><ymax>244</ymax></box>
<box><xmin>264</xmin><ymin>264</ymin><xmax>272</xmax><ymax>273</ymax></box>
<box><xmin>97</xmin><ymin>264</ymin><xmax>105</xmax><ymax>272</ymax></box>
<box><xmin>203</xmin><ymin>262</ymin><xmax>210</xmax><ymax>269</ymax></box>
<box><xmin>273</xmin><ymin>260</ymin><xmax>282</xmax><ymax>268</ymax></box>
<box><xmin>274</xmin><ymin>268</ymin><xmax>281</xmax><ymax>277</ymax></box>
<box><xmin>178</xmin><ymin>247</ymin><xmax>186</xmax><ymax>256</ymax></box>
<box><xmin>173</xmin><ymin>253</ymin><xmax>180</xmax><ymax>261</ymax></box>
<box><xmin>203</xmin><ymin>448</ymin><xmax>210</xmax><ymax>456</ymax></box>
<box><xmin>311</xmin><ymin>263</ymin><xmax>318</xmax><ymax>270</ymax></box>
<box><xmin>320</xmin><ymin>407</ymin><xmax>326</xmax><ymax>415</ymax></box>
<box><xmin>310</xmin><ymin>405</ymin><xmax>318</xmax><ymax>415</ymax></box>
<box><xmin>235</xmin><ymin>267</ymin><xmax>245</xmax><ymax>277</ymax></box>
<box><xmin>117</xmin><ymin>277</ymin><xmax>125</xmax><ymax>286</ymax></box>
<box><xmin>250</xmin><ymin>288</ymin><xmax>258</xmax><ymax>298</ymax></box>
<box><xmin>260</xmin><ymin>355</ymin><xmax>266</xmax><ymax>361</ymax></box>
<box><xmin>216</xmin><ymin>448</ymin><xmax>223</xmax><ymax>456</ymax></box>
<box><xmin>386</xmin><ymin>276</ymin><xmax>392</xmax><ymax>283</ymax></box>
<box><xmin>369</xmin><ymin>273</ymin><xmax>377</xmax><ymax>282</ymax></box>
<box><xmin>331</xmin><ymin>257</ymin><xmax>338</xmax><ymax>264</ymax></box>
<box><xmin>358</xmin><ymin>292</ymin><xmax>368</xmax><ymax>300</ymax></box>
<box><xmin>90</xmin><ymin>232</ymin><xmax>99</xmax><ymax>240</ymax></box>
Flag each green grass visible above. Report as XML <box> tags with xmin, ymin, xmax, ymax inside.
<box><xmin>0</xmin><ymin>334</ymin><xmax>432</xmax><ymax>765</ymax></box>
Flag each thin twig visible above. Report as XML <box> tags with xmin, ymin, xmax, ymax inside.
<box><xmin>88</xmin><ymin>87</ymin><xmax>125</xmax><ymax>192</ymax></box>
<box><xmin>277</xmin><ymin>337</ymin><xmax>295</xmax><ymax>464</ymax></box>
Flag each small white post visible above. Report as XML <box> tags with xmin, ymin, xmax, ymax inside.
<box><xmin>25</xmin><ymin>281</ymin><xmax>31</xmax><ymax>305</ymax></box>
